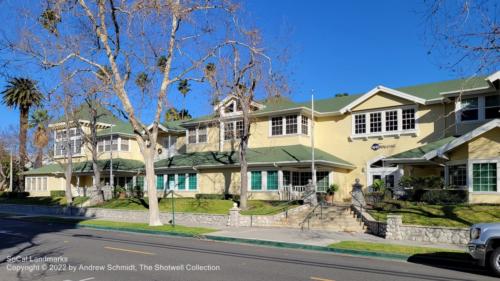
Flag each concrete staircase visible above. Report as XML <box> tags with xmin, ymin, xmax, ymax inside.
<box><xmin>301</xmin><ymin>204</ymin><xmax>365</xmax><ymax>233</ymax></box>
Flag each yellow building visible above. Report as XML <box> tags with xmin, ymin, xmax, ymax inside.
<box><xmin>23</xmin><ymin>71</ymin><xmax>500</xmax><ymax>203</ymax></box>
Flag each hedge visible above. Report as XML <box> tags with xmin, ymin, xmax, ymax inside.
<box><xmin>50</xmin><ymin>191</ymin><xmax>66</xmax><ymax>198</ymax></box>
<box><xmin>0</xmin><ymin>192</ymin><xmax>30</xmax><ymax>198</ymax></box>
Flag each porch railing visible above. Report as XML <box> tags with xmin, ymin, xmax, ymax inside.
<box><xmin>279</xmin><ymin>185</ymin><xmax>310</xmax><ymax>201</ymax></box>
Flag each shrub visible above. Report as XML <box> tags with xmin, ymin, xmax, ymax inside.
<box><xmin>0</xmin><ymin>192</ymin><xmax>30</xmax><ymax>198</ymax></box>
<box><xmin>419</xmin><ymin>189</ymin><xmax>468</xmax><ymax>204</ymax></box>
<box><xmin>50</xmin><ymin>191</ymin><xmax>66</xmax><ymax>198</ymax></box>
<box><xmin>398</xmin><ymin>175</ymin><xmax>444</xmax><ymax>190</ymax></box>
<box><xmin>195</xmin><ymin>193</ymin><xmax>225</xmax><ymax>200</ymax></box>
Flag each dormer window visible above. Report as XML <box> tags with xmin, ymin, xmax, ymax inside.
<box><xmin>224</xmin><ymin>103</ymin><xmax>235</xmax><ymax>113</ymax></box>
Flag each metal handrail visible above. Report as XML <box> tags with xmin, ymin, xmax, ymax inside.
<box><xmin>299</xmin><ymin>198</ymin><xmax>326</xmax><ymax>230</ymax></box>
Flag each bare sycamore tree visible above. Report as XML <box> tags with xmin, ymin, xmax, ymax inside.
<box><xmin>205</xmin><ymin>36</ymin><xmax>287</xmax><ymax>209</ymax></box>
<box><xmin>5</xmin><ymin>0</ymin><xmax>253</xmax><ymax>225</ymax></box>
<box><xmin>423</xmin><ymin>0</ymin><xmax>499</xmax><ymax>74</ymax></box>
<box><xmin>60</xmin><ymin>84</ymin><xmax>76</xmax><ymax>205</ymax></box>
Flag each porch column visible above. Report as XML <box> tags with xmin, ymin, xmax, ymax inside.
<box><xmin>132</xmin><ymin>176</ymin><xmax>137</xmax><ymax>188</ymax></box>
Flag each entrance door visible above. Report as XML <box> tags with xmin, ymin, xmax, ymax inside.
<box><xmin>367</xmin><ymin>158</ymin><xmax>402</xmax><ymax>190</ymax></box>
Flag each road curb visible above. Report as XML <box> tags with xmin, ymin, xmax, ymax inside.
<box><xmin>4</xmin><ymin>215</ymin><xmax>471</xmax><ymax>265</ymax></box>
<box><xmin>76</xmin><ymin>224</ymin><xmax>411</xmax><ymax>261</ymax></box>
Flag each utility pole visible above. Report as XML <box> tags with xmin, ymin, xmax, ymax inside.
<box><xmin>311</xmin><ymin>91</ymin><xmax>317</xmax><ymax>191</ymax></box>
<box><xmin>9</xmin><ymin>145</ymin><xmax>13</xmax><ymax>191</ymax></box>
<box><xmin>110</xmin><ymin>125</ymin><xmax>114</xmax><ymax>187</ymax></box>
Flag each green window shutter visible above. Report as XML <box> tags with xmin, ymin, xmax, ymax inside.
<box><xmin>317</xmin><ymin>172</ymin><xmax>329</xmax><ymax>192</ymax></box>
<box><xmin>189</xmin><ymin>173</ymin><xmax>197</xmax><ymax>190</ymax></box>
<box><xmin>167</xmin><ymin>174</ymin><xmax>175</xmax><ymax>190</ymax></box>
<box><xmin>267</xmin><ymin>171</ymin><xmax>278</xmax><ymax>190</ymax></box>
<box><xmin>137</xmin><ymin>176</ymin><xmax>144</xmax><ymax>190</ymax></box>
<box><xmin>156</xmin><ymin>174</ymin><xmax>164</xmax><ymax>190</ymax></box>
<box><xmin>178</xmin><ymin>174</ymin><xmax>186</xmax><ymax>190</ymax></box>
<box><xmin>251</xmin><ymin>171</ymin><xmax>262</xmax><ymax>190</ymax></box>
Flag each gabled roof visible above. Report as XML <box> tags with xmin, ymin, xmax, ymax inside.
<box><xmin>384</xmin><ymin>137</ymin><xmax>456</xmax><ymax>164</ymax></box>
<box><xmin>155</xmin><ymin>144</ymin><xmax>355</xmax><ymax>170</ymax></box>
<box><xmin>338</xmin><ymin>86</ymin><xmax>427</xmax><ymax>114</ymax></box>
<box><xmin>181</xmin><ymin>72</ymin><xmax>498</xmax><ymax>125</ymax></box>
<box><xmin>97</xmin><ymin>121</ymin><xmax>135</xmax><ymax>137</ymax></box>
<box><xmin>53</xmin><ymin>103</ymin><xmax>122</xmax><ymax>125</ymax></box>
<box><xmin>425</xmin><ymin>119</ymin><xmax>500</xmax><ymax>160</ymax></box>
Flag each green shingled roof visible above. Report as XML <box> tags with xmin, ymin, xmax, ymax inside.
<box><xmin>23</xmin><ymin>158</ymin><xmax>144</xmax><ymax>175</ymax></box>
<box><xmin>162</xmin><ymin>120</ymin><xmax>186</xmax><ymax>131</ymax></box>
<box><xmin>22</xmin><ymin>163</ymin><xmax>64</xmax><ymax>175</ymax></box>
<box><xmin>395</xmin><ymin>76</ymin><xmax>489</xmax><ymax>100</ymax></box>
<box><xmin>73</xmin><ymin>158</ymin><xmax>144</xmax><ymax>173</ymax></box>
<box><xmin>387</xmin><ymin>137</ymin><xmax>456</xmax><ymax>160</ymax></box>
<box><xmin>55</xmin><ymin>103</ymin><xmax>122</xmax><ymax>124</ymax></box>
<box><xmin>97</xmin><ymin>121</ymin><xmax>135</xmax><ymax>136</ymax></box>
<box><xmin>155</xmin><ymin>145</ymin><xmax>354</xmax><ymax>169</ymax></box>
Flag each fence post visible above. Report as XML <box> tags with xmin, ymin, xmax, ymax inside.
<box><xmin>228</xmin><ymin>203</ymin><xmax>241</xmax><ymax>227</ymax></box>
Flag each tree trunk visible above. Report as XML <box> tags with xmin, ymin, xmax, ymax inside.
<box><xmin>92</xmin><ymin>149</ymin><xmax>103</xmax><ymax>204</ymax></box>
<box><xmin>18</xmin><ymin>106</ymin><xmax>29</xmax><ymax>192</ymax></box>
<box><xmin>239</xmin><ymin>108</ymin><xmax>250</xmax><ymax>210</ymax></box>
<box><xmin>35</xmin><ymin>147</ymin><xmax>43</xmax><ymax>168</ymax></box>
<box><xmin>65</xmin><ymin>162</ymin><xmax>73</xmax><ymax>205</ymax></box>
<box><xmin>64</xmin><ymin>122</ymin><xmax>73</xmax><ymax>205</ymax></box>
<box><xmin>144</xmin><ymin>148</ymin><xmax>162</xmax><ymax>226</ymax></box>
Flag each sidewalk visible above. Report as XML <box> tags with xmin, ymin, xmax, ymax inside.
<box><xmin>3</xmin><ymin>211</ymin><xmax>465</xmax><ymax>251</ymax></box>
<box><xmin>206</xmin><ymin>226</ymin><xmax>465</xmax><ymax>251</ymax></box>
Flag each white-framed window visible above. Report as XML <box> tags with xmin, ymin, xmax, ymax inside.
<box><xmin>224</xmin><ymin>122</ymin><xmax>234</xmax><ymax>140</ymax></box>
<box><xmin>198</xmin><ymin>126</ymin><xmax>207</xmax><ymax>143</ymax></box>
<box><xmin>188</xmin><ymin>128</ymin><xmax>197</xmax><ymax>144</ymax></box>
<box><xmin>54</xmin><ymin>128</ymin><xmax>82</xmax><ymax>156</ymax></box>
<box><xmin>271</xmin><ymin>117</ymin><xmax>283</xmax><ymax>136</ymax></box>
<box><xmin>352</xmin><ymin>106</ymin><xmax>417</xmax><ymax>137</ymax></box>
<box><xmin>97</xmin><ymin>136</ymin><xmax>129</xmax><ymax>152</ymax></box>
<box><xmin>402</xmin><ymin>108</ymin><xmax>416</xmax><ymax>130</ymax></box>
<box><xmin>456</xmin><ymin>94</ymin><xmax>500</xmax><ymax>123</ymax></box>
<box><xmin>25</xmin><ymin>176</ymin><xmax>48</xmax><ymax>192</ymax></box>
<box><xmin>285</xmin><ymin>115</ymin><xmax>298</xmax><ymax>134</ymax></box>
<box><xmin>354</xmin><ymin>114</ymin><xmax>366</xmax><ymax>134</ymax></box>
<box><xmin>223</xmin><ymin>120</ymin><xmax>244</xmax><ymax>141</ymax></box>
<box><xmin>385</xmin><ymin>110</ymin><xmax>398</xmax><ymax>132</ymax></box>
<box><xmin>460</xmin><ymin>97</ymin><xmax>479</xmax><ymax>122</ymax></box>
<box><xmin>301</xmin><ymin>116</ymin><xmax>309</xmax><ymax>135</ymax></box>
<box><xmin>187</xmin><ymin>126</ymin><xmax>208</xmax><ymax>144</ymax></box>
<box><xmin>269</xmin><ymin>115</ymin><xmax>309</xmax><ymax>136</ymax></box>
<box><xmin>156</xmin><ymin>172</ymin><xmax>198</xmax><ymax>191</ymax></box>
<box><xmin>369</xmin><ymin>112</ymin><xmax>382</xmax><ymax>133</ymax></box>
<box><xmin>485</xmin><ymin>95</ymin><xmax>500</xmax><ymax>119</ymax></box>
<box><xmin>471</xmin><ymin>161</ymin><xmax>498</xmax><ymax>192</ymax></box>
<box><xmin>447</xmin><ymin>164</ymin><xmax>467</xmax><ymax>187</ymax></box>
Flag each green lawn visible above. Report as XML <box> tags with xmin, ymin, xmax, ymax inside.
<box><xmin>14</xmin><ymin>216</ymin><xmax>215</xmax><ymax>235</ymax></box>
<box><xmin>0</xmin><ymin>196</ymin><xmax>89</xmax><ymax>206</ymax></box>
<box><xmin>329</xmin><ymin>241</ymin><xmax>464</xmax><ymax>256</ymax></box>
<box><xmin>240</xmin><ymin>200</ymin><xmax>299</xmax><ymax>215</ymax></box>
<box><xmin>96</xmin><ymin>198</ymin><xmax>298</xmax><ymax>215</ymax></box>
<box><xmin>368</xmin><ymin>201</ymin><xmax>500</xmax><ymax>227</ymax></box>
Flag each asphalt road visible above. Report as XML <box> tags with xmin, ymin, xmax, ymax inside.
<box><xmin>0</xmin><ymin>218</ymin><xmax>497</xmax><ymax>281</ymax></box>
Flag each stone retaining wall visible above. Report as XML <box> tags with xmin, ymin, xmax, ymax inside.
<box><xmin>385</xmin><ymin>215</ymin><xmax>469</xmax><ymax>245</ymax></box>
<box><xmin>0</xmin><ymin>203</ymin><xmax>228</xmax><ymax>227</ymax></box>
<box><xmin>0</xmin><ymin>203</ymin><xmax>308</xmax><ymax>228</ymax></box>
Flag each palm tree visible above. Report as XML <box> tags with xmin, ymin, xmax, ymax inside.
<box><xmin>30</xmin><ymin>109</ymin><xmax>50</xmax><ymax>168</ymax></box>
<box><xmin>2</xmin><ymin>78</ymin><xmax>43</xmax><ymax>191</ymax></box>
<box><xmin>178</xmin><ymin>79</ymin><xmax>190</xmax><ymax>120</ymax></box>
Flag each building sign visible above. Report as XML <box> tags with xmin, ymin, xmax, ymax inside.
<box><xmin>371</xmin><ymin>143</ymin><xmax>396</xmax><ymax>151</ymax></box>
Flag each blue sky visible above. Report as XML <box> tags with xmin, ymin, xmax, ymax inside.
<box><xmin>0</xmin><ymin>1</ymin><xmax>482</xmax><ymax>129</ymax></box>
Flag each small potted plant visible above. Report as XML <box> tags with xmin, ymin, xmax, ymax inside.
<box><xmin>325</xmin><ymin>184</ymin><xmax>339</xmax><ymax>204</ymax></box>
<box><xmin>115</xmin><ymin>186</ymin><xmax>127</xmax><ymax>199</ymax></box>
